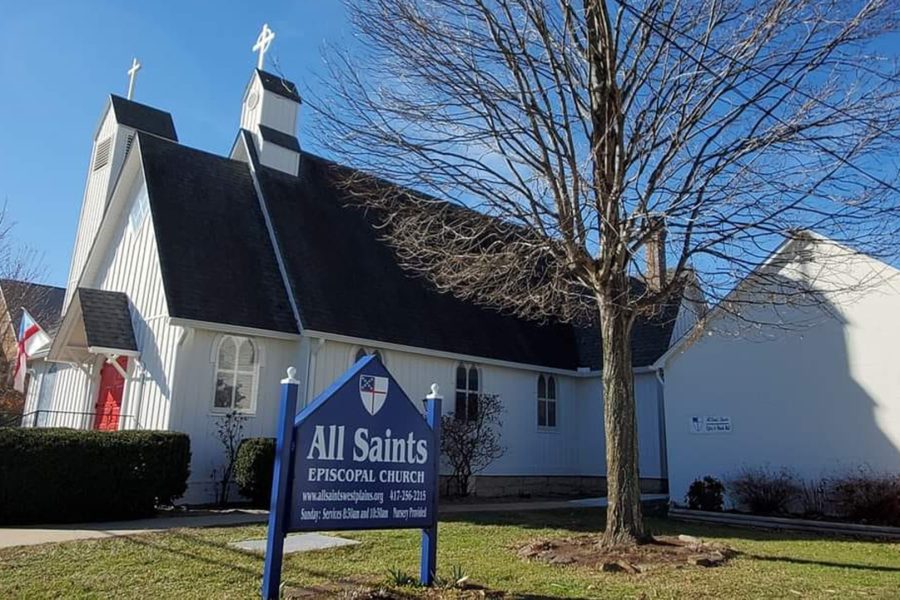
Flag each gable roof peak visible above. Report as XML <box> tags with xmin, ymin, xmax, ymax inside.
<box><xmin>108</xmin><ymin>95</ymin><xmax>178</xmax><ymax>141</ymax></box>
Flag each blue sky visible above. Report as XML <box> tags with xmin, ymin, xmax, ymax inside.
<box><xmin>0</xmin><ymin>1</ymin><xmax>350</xmax><ymax>286</ymax></box>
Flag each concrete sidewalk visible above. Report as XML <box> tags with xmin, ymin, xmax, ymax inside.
<box><xmin>0</xmin><ymin>509</ymin><xmax>268</xmax><ymax>549</ymax></box>
<box><xmin>0</xmin><ymin>494</ymin><xmax>668</xmax><ymax>549</ymax></box>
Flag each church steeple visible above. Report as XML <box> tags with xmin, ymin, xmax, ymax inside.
<box><xmin>63</xmin><ymin>61</ymin><xmax>177</xmax><ymax>310</ymax></box>
<box><xmin>236</xmin><ymin>24</ymin><xmax>302</xmax><ymax>175</ymax></box>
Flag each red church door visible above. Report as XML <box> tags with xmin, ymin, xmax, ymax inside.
<box><xmin>94</xmin><ymin>357</ymin><xmax>127</xmax><ymax>431</ymax></box>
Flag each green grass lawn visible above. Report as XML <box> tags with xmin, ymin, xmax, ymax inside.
<box><xmin>0</xmin><ymin>508</ymin><xmax>898</xmax><ymax>599</ymax></box>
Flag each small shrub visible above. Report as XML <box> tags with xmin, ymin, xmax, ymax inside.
<box><xmin>211</xmin><ymin>410</ymin><xmax>247</xmax><ymax>506</ymax></box>
<box><xmin>798</xmin><ymin>479</ymin><xmax>830</xmax><ymax>518</ymax></box>
<box><xmin>234</xmin><ymin>437</ymin><xmax>275</xmax><ymax>507</ymax></box>
<box><xmin>386</xmin><ymin>567</ymin><xmax>416</xmax><ymax>587</ymax></box>
<box><xmin>441</xmin><ymin>393</ymin><xmax>506</xmax><ymax>497</ymax></box>
<box><xmin>435</xmin><ymin>565</ymin><xmax>469</xmax><ymax>589</ymax></box>
<box><xmin>0</xmin><ymin>428</ymin><xmax>190</xmax><ymax>524</ymax></box>
<box><xmin>728</xmin><ymin>467</ymin><xmax>800</xmax><ymax>515</ymax></box>
<box><xmin>686</xmin><ymin>476</ymin><xmax>725</xmax><ymax>511</ymax></box>
<box><xmin>829</xmin><ymin>469</ymin><xmax>900</xmax><ymax>526</ymax></box>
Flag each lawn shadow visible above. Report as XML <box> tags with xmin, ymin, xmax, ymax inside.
<box><xmin>659</xmin><ymin>516</ymin><xmax>900</xmax><ymax>545</ymax></box>
<box><xmin>444</xmin><ymin>506</ymin><xmax>900</xmax><ymax>544</ymax></box>
<box><xmin>116</xmin><ymin>529</ymin><xmax>350</xmax><ymax>584</ymax></box>
<box><xmin>446</xmin><ymin>506</ymin><xmax>900</xmax><ymax>579</ymax></box>
<box><xmin>441</xmin><ymin>506</ymin><xmax>607</xmax><ymax>534</ymax></box>
<box><xmin>741</xmin><ymin>552</ymin><xmax>900</xmax><ymax>573</ymax></box>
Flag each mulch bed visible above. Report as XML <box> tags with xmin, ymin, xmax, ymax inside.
<box><xmin>284</xmin><ymin>536</ymin><xmax>735</xmax><ymax>597</ymax></box>
<box><xmin>515</xmin><ymin>534</ymin><xmax>737</xmax><ymax>574</ymax></box>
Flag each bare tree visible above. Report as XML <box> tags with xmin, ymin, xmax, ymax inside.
<box><xmin>211</xmin><ymin>410</ymin><xmax>248</xmax><ymax>506</ymax></box>
<box><xmin>441</xmin><ymin>393</ymin><xmax>506</xmax><ymax>497</ymax></box>
<box><xmin>0</xmin><ymin>203</ymin><xmax>48</xmax><ymax>418</ymax></box>
<box><xmin>311</xmin><ymin>0</ymin><xmax>900</xmax><ymax>545</ymax></box>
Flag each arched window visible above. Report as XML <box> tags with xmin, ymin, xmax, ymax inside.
<box><xmin>537</xmin><ymin>374</ymin><xmax>557</xmax><ymax>428</ymax></box>
<box><xmin>214</xmin><ymin>336</ymin><xmax>259</xmax><ymax>412</ymax></box>
<box><xmin>455</xmin><ymin>363</ymin><xmax>481</xmax><ymax>421</ymax></box>
<box><xmin>352</xmin><ymin>347</ymin><xmax>384</xmax><ymax>365</ymax></box>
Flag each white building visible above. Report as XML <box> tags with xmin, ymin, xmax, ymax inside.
<box><xmin>659</xmin><ymin>233</ymin><xmax>900</xmax><ymax>505</ymax></box>
<box><xmin>23</xmin><ymin>48</ymin><xmax>691</xmax><ymax>503</ymax></box>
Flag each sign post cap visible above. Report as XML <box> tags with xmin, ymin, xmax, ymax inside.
<box><xmin>426</xmin><ymin>383</ymin><xmax>443</xmax><ymax>400</ymax></box>
<box><xmin>282</xmin><ymin>366</ymin><xmax>300</xmax><ymax>385</ymax></box>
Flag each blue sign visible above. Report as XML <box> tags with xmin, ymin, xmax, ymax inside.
<box><xmin>262</xmin><ymin>355</ymin><xmax>441</xmax><ymax>599</ymax></box>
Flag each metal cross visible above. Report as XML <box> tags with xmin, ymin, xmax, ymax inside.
<box><xmin>252</xmin><ymin>24</ymin><xmax>276</xmax><ymax>70</ymax></box>
<box><xmin>127</xmin><ymin>58</ymin><xmax>141</xmax><ymax>100</ymax></box>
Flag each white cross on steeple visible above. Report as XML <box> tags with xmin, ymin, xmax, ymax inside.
<box><xmin>252</xmin><ymin>23</ymin><xmax>276</xmax><ymax>70</ymax></box>
<box><xmin>127</xmin><ymin>58</ymin><xmax>141</xmax><ymax>100</ymax></box>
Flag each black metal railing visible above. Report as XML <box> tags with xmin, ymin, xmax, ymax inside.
<box><xmin>1</xmin><ymin>410</ymin><xmax>140</xmax><ymax>430</ymax></box>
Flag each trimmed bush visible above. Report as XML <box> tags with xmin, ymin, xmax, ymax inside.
<box><xmin>728</xmin><ymin>467</ymin><xmax>800</xmax><ymax>515</ymax></box>
<box><xmin>686</xmin><ymin>476</ymin><xmax>725</xmax><ymax>511</ymax></box>
<box><xmin>0</xmin><ymin>428</ymin><xmax>190</xmax><ymax>525</ymax></box>
<box><xmin>829</xmin><ymin>470</ymin><xmax>900</xmax><ymax>526</ymax></box>
<box><xmin>234</xmin><ymin>437</ymin><xmax>275</xmax><ymax>507</ymax></box>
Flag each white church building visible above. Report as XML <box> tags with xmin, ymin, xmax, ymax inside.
<box><xmin>659</xmin><ymin>233</ymin><xmax>900</xmax><ymax>505</ymax></box>
<box><xmin>21</xmin><ymin>33</ymin><xmax>692</xmax><ymax>503</ymax></box>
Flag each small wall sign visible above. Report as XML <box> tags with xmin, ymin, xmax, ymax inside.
<box><xmin>262</xmin><ymin>356</ymin><xmax>442</xmax><ymax>599</ymax></box>
<box><xmin>690</xmin><ymin>415</ymin><xmax>732</xmax><ymax>434</ymax></box>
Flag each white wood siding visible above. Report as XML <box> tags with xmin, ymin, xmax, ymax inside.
<box><xmin>170</xmin><ymin>329</ymin><xmax>304</xmax><ymax>502</ymax></box>
<box><xmin>259</xmin><ymin>93</ymin><xmax>298</xmax><ymax>135</ymax></box>
<box><xmin>307</xmin><ymin>339</ymin><xmax>666</xmax><ymax>479</ymax></box>
<box><xmin>572</xmin><ymin>374</ymin><xmax>665</xmax><ymax>479</ymax></box>
<box><xmin>664</xmin><ymin>241</ymin><xmax>900</xmax><ymax>503</ymax></box>
<box><xmin>39</xmin><ymin>175</ymin><xmax>182</xmax><ymax>432</ymax></box>
<box><xmin>25</xmin><ymin>362</ymin><xmax>95</xmax><ymax>428</ymax></box>
<box><xmin>64</xmin><ymin>107</ymin><xmax>138</xmax><ymax>310</ymax></box>
<box><xmin>90</xmin><ymin>175</ymin><xmax>180</xmax><ymax>430</ymax></box>
<box><xmin>258</xmin><ymin>142</ymin><xmax>299</xmax><ymax>175</ymax></box>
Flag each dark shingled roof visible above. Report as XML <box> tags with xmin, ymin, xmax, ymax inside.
<box><xmin>572</xmin><ymin>302</ymin><xmax>680</xmax><ymax>370</ymax></box>
<box><xmin>77</xmin><ymin>288</ymin><xmax>137</xmax><ymax>351</ymax></box>
<box><xmin>256</xmin><ymin>70</ymin><xmax>301</xmax><ymax>103</ymax></box>
<box><xmin>138</xmin><ymin>134</ymin><xmax>298</xmax><ymax>334</ymax></box>
<box><xmin>256</xmin><ymin>156</ymin><xmax>581</xmax><ymax>369</ymax></box>
<box><xmin>135</xmin><ymin>133</ymin><xmax>677</xmax><ymax>369</ymax></box>
<box><xmin>110</xmin><ymin>95</ymin><xmax>178</xmax><ymax>141</ymax></box>
<box><xmin>0</xmin><ymin>280</ymin><xmax>66</xmax><ymax>336</ymax></box>
<box><xmin>258</xmin><ymin>125</ymin><xmax>301</xmax><ymax>152</ymax></box>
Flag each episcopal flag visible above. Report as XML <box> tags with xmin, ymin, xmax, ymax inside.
<box><xmin>13</xmin><ymin>308</ymin><xmax>51</xmax><ymax>393</ymax></box>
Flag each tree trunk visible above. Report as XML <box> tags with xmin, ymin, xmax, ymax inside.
<box><xmin>599</xmin><ymin>295</ymin><xmax>646</xmax><ymax>546</ymax></box>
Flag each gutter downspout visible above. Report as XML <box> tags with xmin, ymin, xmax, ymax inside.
<box><xmin>654</xmin><ymin>367</ymin><xmax>669</xmax><ymax>486</ymax></box>
<box><xmin>305</xmin><ymin>337</ymin><xmax>325</xmax><ymax>406</ymax></box>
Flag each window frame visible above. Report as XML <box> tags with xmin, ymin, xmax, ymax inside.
<box><xmin>537</xmin><ymin>373</ymin><xmax>559</xmax><ymax>431</ymax></box>
<box><xmin>211</xmin><ymin>335</ymin><xmax>261</xmax><ymax>415</ymax></box>
<box><xmin>454</xmin><ymin>362</ymin><xmax>482</xmax><ymax>422</ymax></box>
<box><xmin>127</xmin><ymin>185</ymin><xmax>150</xmax><ymax>237</ymax></box>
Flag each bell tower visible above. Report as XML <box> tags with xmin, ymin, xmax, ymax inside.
<box><xmin>237</xmin><ymin>24</ymin><xmax>302</xmax><ymax>175</ymax></box>
<box><xmin>63</xmin><ymin>60</ymin><xmax>177</xmax><ymax>309</ymax></box>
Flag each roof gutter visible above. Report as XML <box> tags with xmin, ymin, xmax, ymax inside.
<box><xmin>168</xmin><ymin>317</ymin><xmax>300</xmax><ymax>341</ymax></box>
<box><xmin>301</xmin><ymin>328</ymin><xmax>667</xmax><ymax>377</ymax></box>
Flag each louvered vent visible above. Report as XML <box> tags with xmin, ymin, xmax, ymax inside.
<box><xmin>124</xmin><ymin>133</ymin><xmax>135</xmax><ymax>157</ymax></box>
<box><xmin>92</xmin><ymin>137</ymin><xmax>112</xmax><ymax>171</ymax></box>
<box><xmin>796</xmin><ymin>247</ymin><xmax>815</xmax><ymax>264</ymax></box>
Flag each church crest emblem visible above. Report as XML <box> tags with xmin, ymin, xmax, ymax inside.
<box><xmin>359</xmin><ymin>374</ymin><xmax>389</xmax><ymax>416</ymax></box>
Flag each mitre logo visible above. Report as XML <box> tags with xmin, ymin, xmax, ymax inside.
<box><xmin>359</xmin><ymin>374</ymin><xmax>389</xmax><ymax>416</ymax></box>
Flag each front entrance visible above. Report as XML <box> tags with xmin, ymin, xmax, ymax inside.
<box><xmin>94</xmin><ymin>357</ymin><xmax>127</xmax><ymax>431</ymax></box>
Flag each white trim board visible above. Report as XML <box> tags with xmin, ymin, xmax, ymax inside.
<box><xmin>301</xmin><ymin>329</ymin><xmax>632</xmax><ymax>377</ymax></box>
<box><xmin>169</xmin><ymin>317</ymin><xmax>301</xmax><ymax>341</ymax></box>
